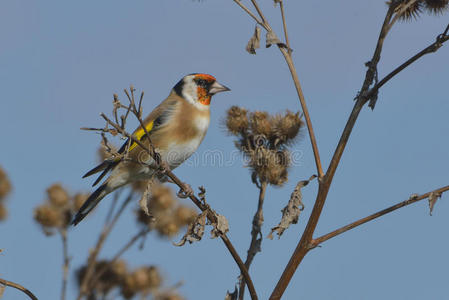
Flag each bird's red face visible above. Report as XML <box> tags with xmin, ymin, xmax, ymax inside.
<box><xmin>173</xmin><ymin>73</ymin><xmax>230</xmax><ymax>108</ymax></box>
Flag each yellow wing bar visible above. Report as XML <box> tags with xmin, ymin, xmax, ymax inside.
<box><xmin>128</xmin><ymin>121</ymin><xmax>154</xmax><ymax>152</ymax></box>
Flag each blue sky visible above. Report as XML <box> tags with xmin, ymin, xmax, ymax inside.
<box><xmin>1</xmin><ymin>1</ymin><xmax>448</xmax><ymax>299</ymax></box>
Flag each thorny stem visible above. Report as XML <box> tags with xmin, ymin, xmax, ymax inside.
<box><xmin>312</xmin><ymin>185</ymin><xmax>449</xmax><ymax>246</ymax></box>
<box><xmin>99</xmin><ymin>92</ymin><xmax>259</xmax><ymax>300</ymax></box>
<box><xmin>239</xmin><ymin>181</ymin><xmax>267</xmax><ymax>300</ymax></box>
<box><xmin>0</xmin><ymin>278</ymin><xmax>38</xmax><ymax>300</ymax></box>
<box><xmin>59</xmin><ymin>229</ymin><xmax>70</xmax><ymax>300</ymax></box>
<box><xmin>77</xmin><ymin>191</ymin><xmax>134</xmax><ymax>300</ymax></box>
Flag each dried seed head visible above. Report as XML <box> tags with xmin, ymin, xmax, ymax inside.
<box><xmin>132</xmin><ymin>180</ymin><xmax>150</xmax><ymax>194</ymax></box>
<box><xmin>77</xmin><ymin>260</ymin><xmax>126</xmax><ymax>295</ymax></box>
<box><xmin>148</xmin><ymin>185</ymin><xmax>176</xmax><ymax>213</ymax></box>
<box><xmin>136</xmin><ymin>208</ymin><xmax>155</xmax><ymax>227</ymax></box>
<box><xmin>156</xmin><ymin>292</ymin><xmax>185</xmax><ymax>300</ymax></box>
<box><xmin>0</xmin><ymin>166</ymin><xmax>12</xmax><ymax>200</ymax></box>
<box><xmin>47</xmin><ymin>184</ymin><xmax>69</xmax><ymax>208</ymax></box>
<box><xmin>72</xmin><ymin>193</ymin><xmax>88</xmax><ymax>212</ymax></box>
<box><xmin>124</xmin><ymin>266</ymin><xmax>162</xmax><ymax>293</ymax></box>
<box><xmin>112</xmin><ymin>259</ymin><xmax>128</xmax><ymax>278</ymax></box>
<box><xmin>0</xmin><ymin>203</ymin><xmax>7</xmax><ymax>221</ymax></box>
<box><xmin>174</xmin><ymin>205</ymin><xmax>197</xmax><ymax>226</ymax></box>
<box><xmin>249</xmin><ymin>111</ymin><xmax>272</xmax><ymax>137</ymax></box>
<box><xmin>266</xmin><ymin>150</ymin><xmax>290</xmax><ymax>186</ymax></box>
<box><xmin>34</xmin><ymin>204</ymin><xmax>63</xmax><ymax>228</ymax></box>
<box><xmin>155</xmin><ymin>214</ymin><xmax>180</xmax><ymax>237</ymax></box>
<box><xmin>390</xmin><ymin>0</ymin><xmax>423</xmax><ymax>20</ymax></box>
<box><xmin>226</xmin><ymin>106</ymin><xmax>249</xmax><ymax>135</ymax></box>
<box><xmin>424</xmin><ymin>0</ymin><xmax>449</xmax><ymax>13</ymax></box>
<box><xmin>249</xmin><ymin>148</ymin><xmax>290</xmax><ymax>186</ymax></box>
<box><xmin>271</xmin><ymin>111</ymin><xmax>303</xmax><ymax>145</ymax></box>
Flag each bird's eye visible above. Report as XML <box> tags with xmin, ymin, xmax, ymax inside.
<box><xmin>197</xmin><ymin>79</ymin><xmax>207</xmax><ymax>87</ymax></box>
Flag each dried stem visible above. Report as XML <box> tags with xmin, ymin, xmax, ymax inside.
<box><xmin>312</xmin><ymin>185</ymin><xmax>449</xmax><ymax>246</ymax></box>
<box><xmin>59</xmin><ymin>229</ymin><xmax>69</xmax><ymax>300</ymax></box>
<box><xmin>0</xmin><ymin>278</ymin><xmax>38</xmax><ymax>300</ymax></box>
<box><xmin>278</xmin><ymin>0</ymin><xmax>291</xmax><ymax>54</ymax></box>
<box><xmin>238</xmin><ymin>181</ymin><xmax>267</xmax><ymax>300</ymax></box>
<box><xmin>77</xmin><ymin>191</ymin><xmax>134</xmax><ymax>300</ymax></box>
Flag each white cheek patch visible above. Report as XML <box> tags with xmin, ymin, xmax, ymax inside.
<box><xmin>182</xmin><ymin>77</ymin><xmax>198</xmax><ymax>104</ymax></box>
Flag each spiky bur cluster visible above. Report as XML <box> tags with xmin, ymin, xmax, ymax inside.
<box><xmin>225</xmin><ymin>106</ymin><xmax>303</xmax><ymax>186</ymax></box>
<box><xmin>33</xmin><ymin>183</ymin><xmax>88</xmax><ymax>234</ymax></box>
<box><xmin>389</xmin><ymin>0</ymin><xmax>449</xmax><ymax>20</ymax></box>
<box><xmin>0</xmin><ymin>166</ymin><xmax>12</xmax><ymax>221</ymax></box>
<box><xmin>76</xmin><ymin>260</ymin><xmax>180</xmax><ymax>299</ymax></box>
<box><xmin>136</xmin><ymin>183</ymin><xmax>198</xmax><ymax>237</ymax></box>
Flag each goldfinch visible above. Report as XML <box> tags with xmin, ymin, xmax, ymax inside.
<box><xmin>72</xmin><ymin>73</ymin><xmax>230</xmax><ymax>225</ymax></box>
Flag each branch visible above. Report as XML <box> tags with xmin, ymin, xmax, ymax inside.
<box><xmin>312</xmin><ymin>185</ymin><xmax>449</xmax><ymax>246</ymax></box>
<box><xmin>366</xmin><ymin>24</ymin><xmax>449</xmax><ymax>102</ymax></box>
<box><xmin>238</xmin><ymin>181</ymin><xmax>267</xmax><ymax>300</ymax></box>
<box><xmin>0</xmin><ymin>278</ymin><xmax>38</xmax><ymax>300</ymax></box>
<box><xmin>59</xmin><ymin>229</ymin><xmax>70</xmax><ymax>300</ymax></box>
<box><xmin>270</xmin><ymin>9</ymin><xmax>449</xmax><ymax>300</ymax></box>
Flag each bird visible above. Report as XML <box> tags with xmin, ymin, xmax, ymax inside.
<box><xmin>72</xmin><ymin>73</ymin><xmax>230</xmax><ymax>225</ymax></box>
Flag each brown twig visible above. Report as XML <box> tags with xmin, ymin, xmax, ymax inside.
<box><xmin>97</xmin><ymin>90</ymin><xmax>258</xmax><ymax>300</ymax></box>
<box><xmin>59</xmin><ymin>229</ymin><xmax>70</xmax><ymax>300</ymax></box>
<box><xmin>238</xmin><ymin>181</ymin><xmax>267</xmax><ymax>300</ymax></box>
<box><xmin>0</xmin><ymin>278</ymin><xmax>38</xmax><ymax>300</ymax></box>
<box><xmin>312</xmin><ymin>185</ymin><xmax>449</xmax><ymax>246</ymax></box>
<box><xmin>77</xmin><ymin>191</ymin><xmax>134</xmax><ymax>300</ymax></box>
<box><xmin>366</xmin><ymin>24</ymin><xmax>449</xmax><ymax>102</ymax></box>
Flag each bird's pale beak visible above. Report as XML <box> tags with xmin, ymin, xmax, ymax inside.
<box><xmin>209</xmin><ymin>81</ymin><xmax>231</xmax><ymax>95</ymax></box>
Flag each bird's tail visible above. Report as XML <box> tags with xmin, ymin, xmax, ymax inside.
<box><xmin>71</xmin><ymin>183</ymin><xmax>111</xmax><ymax>226</ymax></box>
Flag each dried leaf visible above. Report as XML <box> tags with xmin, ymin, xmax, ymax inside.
<box><xmin>0</xmin><ymin>284</ymin><xmax>5</xmax><ymax>298</ymax></box>
<box><xmin>210</xmin><ymin>213</ymin><xmax>229</xmax><ymax>239</ymax></box>
<box><xmin>246</xmin><ymin>26</ymin><xmax>261</xmax><ymax>54</ymax></box>
<box><xmin>174</xmin><ymin>211</ymin><xmax>206</xmax><ymax>246</ymax></box>
<box><xmin>266</xmin><ymin>31</ymin><xmax>281</xmax><ymax>48</ymax></box>
<box><xmin>428</xmin><ymin>191</ymin><xmax>441</xmax><ymax>216</ymax></box>
<box><xmin>268</xmin><ymin>175</ymin><xmax>317</xmax><ymax>239</ymax></box>
<box><xmin>225</xmin><ymin>286</ymin><xmax>238</xmax><ymax>300</ymax></box>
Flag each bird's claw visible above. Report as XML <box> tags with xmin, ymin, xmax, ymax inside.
<box><xmin>177</xmin><ymin>183</ymin><xmax>194</xmax><ymax>199</ymax></box>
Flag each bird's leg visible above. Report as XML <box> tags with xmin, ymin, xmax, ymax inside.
<box><xmin>177</xmin><ymin>183</ymin><xmax>194</xmax><ymax>199</ymax></box>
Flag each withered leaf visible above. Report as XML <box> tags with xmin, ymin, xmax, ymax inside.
<box><xmin>268</xmin><ymin>175</ymin><xmax>317</xmax><ymax>239</ymax></box>
<box><xmin>428</xmin><ymin>191</ymin><xmax>441</xmax><ymax>216</ymax></box>
<box><xmin>225</xmin><ymin>286</ymin><xmax>238</xmax><ymax>300</ymax></box>
<box><xmin>246</xmin><ymin>26</ymin><xmax>261</xmax><ymax>54</ymax></box>
<box><xmin>210</xmin><ymin>212</ymin><xmax>229</xmax><ymax>239</ymax></box>
<box><xmin>0</xmin><ymin>284</ymin><xmax>5</xmax><ymax>298</ymax></box>
<box><xmin>266</xmin><ymin>31</ymin><xmax>281</xmax><ymax>48</ymax></box>
<box><xmin>174</xmin><ymin>211</ymin><xmax>207</xmax><ymax>246</ymax></box>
